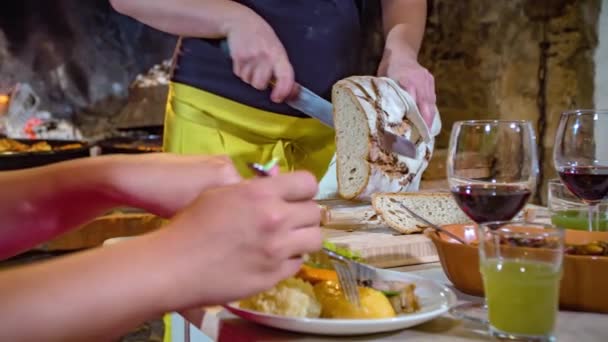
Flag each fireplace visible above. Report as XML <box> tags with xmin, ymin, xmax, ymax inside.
<box><xmin>0</xmin><ymin>0</ymin><xmax>176</xmax><ymax>138</ymax></box>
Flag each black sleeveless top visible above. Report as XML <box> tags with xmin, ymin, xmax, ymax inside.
<box><xmin>171</xmin><ymin>0</ymin><xmax>362</xmax><ymax>117</ymax></box>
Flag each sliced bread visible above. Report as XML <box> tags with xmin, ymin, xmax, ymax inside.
<box><xmin>372</xmin><ymin>192</ymin><xmax>472</xmax><ymax>234</ymax></box>
<box><xmin>332</xmin><ymin>76</ymin><xmax>441</xmax><ymax>201</ymax></box>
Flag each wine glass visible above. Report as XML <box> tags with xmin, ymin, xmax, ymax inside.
<box><xmin>447</xmin><ymin>120</ymin><xmax>539</xmax><ymax>224</ymax></box>
<box><xmin>446</xmin><ymin>120</ymin><xmax>540</xmax><ymax>325</ymax></box>
<box><xmin>554</xmin><ymin>109</ymin><xmax>608</xmax><ymax>231</ymax></box>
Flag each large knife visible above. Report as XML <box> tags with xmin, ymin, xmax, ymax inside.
<box><xmin>219</xmin><ymin>41</ymin><xmax>418</xmax><ymax>158</ymax></box>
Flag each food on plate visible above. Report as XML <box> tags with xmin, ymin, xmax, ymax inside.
<box><xmin>332</xmin><ymin>76</ymin><xmax>440</xmax><ymax>201</ymax></box>
<box><xmin>372</xmin><ymin>192</ymin><xmax>472</xmax><ymax>234</ymax></box>
<box><xmin>314</xmin><ymin>280</ymin><xmax>396</xmax><ymax>319</ymax></box>
<box><xmin>0</xmin><ymin>138</ymin><xmax>83</xmax><ymax>153</ymax></box>
<box><xmin>296</xmin><ymin>264</ymin><xmax>338</xmax><ymax>284</ymax></box>
<box><xmin>469</xmin><ymin>234</ymin><xmax>608</xmax><ymax>257</ymax></box>
<box><xmin>371</xmin><ymin>281</ymin><xmax>420</xmax><ymax>314</ymax></box>
<box><xmin>239</xmin><ymin>244</ymin><xmax>421</xmax><ymax>319</ymax></box>
<box><xmin>239</xmin><ymin>277</ymin><xmax>321</xmax><ymax>318</ymax></box>
<box><xmin>110</xmin><ymin>142</ymin><xmax>162</xmax><ymax>152</ymax></box>
<box><xmin>55</xmin><ymin>143</ymin><xmax>84</xmax><ymax>151</ymax></box>
<box><xmin>565</xmin><ymin>240</ymin><xmax>608</xmax><ymax>256</ymax></box>
<box><xmin>0</xmin><ymin>138</ymin><xmax>34</xmax><ymax>152</ymax></box>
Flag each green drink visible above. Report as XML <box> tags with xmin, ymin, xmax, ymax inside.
<box><xmin>551</xmin><ymin>209</ymin><xmax>608</xmax><ymax>231</ymax></box>
<box><xmin>478</xmin><ymin>222</ymin><xmax>564</xmax><ymax>341</ymax></box>
<box><xmin>481</xmin><ymin>259</ymin><xmax>561</xmax><ymax>336</ymax></box>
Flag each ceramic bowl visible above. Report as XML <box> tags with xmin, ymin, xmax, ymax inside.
<box><xmin>424</xmin><ymin>224</ymin><xmax>608</xmax><ymax>313</ymax></box>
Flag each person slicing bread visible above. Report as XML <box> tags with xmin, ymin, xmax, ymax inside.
<box><xmin>110</xmin><ymin>0</ymin><xmax>440</xmax><ymax>193</ymax></box>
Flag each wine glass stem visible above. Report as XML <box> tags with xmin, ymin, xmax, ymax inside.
<box><xmin>588</xmin><ymin>203</ymin><xmax>599</xmax><ymax>232</ymax></box>
<box><xmin>477</xmin><ymin>222</ymin><xmax>489</xmax><ymax>310</ymax></box>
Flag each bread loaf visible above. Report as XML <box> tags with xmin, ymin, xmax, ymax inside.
<box><xmin>332</xmin><ymin>76</ymin><xmax>441</xmax><ymax>201</ymax></box>
<box><xmin>372</xmin><ymin>192</ymin><xmax>472</xmax><ymax>234</ymax></box>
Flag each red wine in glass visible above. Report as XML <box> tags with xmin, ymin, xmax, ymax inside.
<box><xmin>558</xmin><ymin>166</ymin><xmax>608</xmax><ymax>203</ymax></box>
<box><xmin>451</xmin><ymin>184</ymin><xmax>532</xmax><ymax>223</ymax></box>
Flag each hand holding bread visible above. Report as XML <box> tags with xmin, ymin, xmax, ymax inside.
<box><xmin>332</xmin><ymin>76</ymin><xmax>441</xmax><ymax>201</ymax></box>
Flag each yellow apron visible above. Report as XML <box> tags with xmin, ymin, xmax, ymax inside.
<box><xmin>162</xmin><ymin>83</ymin><xmax>335</xmax><ymax>341</ymax></box>
<box><xmin>163</xmin><ymin>82</ymin><xmax>335</xmax><ymax>180</ymax></box>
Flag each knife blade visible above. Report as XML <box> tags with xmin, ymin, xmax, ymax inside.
<box><xmin>218</xmin><ymin>40</ymin><xmax>418</xmax><ymax>158</ymax></box>
<box><xmin>287</xmin><ymin>84</ymin><xmax>417</xmax><ymax>158</ymax></box>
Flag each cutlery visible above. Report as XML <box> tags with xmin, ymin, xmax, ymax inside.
<box><xmin>247</xmin><ymin>160</ymin><xmax>362</xmax><ymax>307</ymax></box>
<box><xmin>321</xmin><ymin>247</ymin><xmax>362</xmax><ymax>307</ymax></box>
<box><xmin>399</xmin><ymin>204</ymin><xmax>468</xmax><ymax>244</ymax></box>
<box><xmin>220</xmin><ymin>41</ymin><xmax>418</xmax><ymax>159</ymax></box>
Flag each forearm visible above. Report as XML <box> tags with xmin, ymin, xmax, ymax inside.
<box><xmin>0</xmin><ymin>234</ymin><xmax>170</xmax><ymax>341</ymax></box>
<box><xmin>0</xmin><ymin>157</ymin><xmax>126</xmax><ymax>259</ymax></box>
<box><xmin>381</xmin><ymin>0</ymin><xmax>427</xmax><ymax>57</ymax></box>
<box><xmin>110</xmin><ymin>0</ymin><xmax>254</xmax><ymax>38</ymax></box>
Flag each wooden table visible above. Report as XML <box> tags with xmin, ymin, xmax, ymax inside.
<box><xmin>177</xmin><ymin>263</ymin><xmax>608</xmax><ymax>342</ymax></box>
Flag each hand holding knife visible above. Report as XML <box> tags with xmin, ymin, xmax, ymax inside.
<box><xmin>219</xmin><ymin>40</ymin><xmax>418</xmax><ymax>159</ymax></box>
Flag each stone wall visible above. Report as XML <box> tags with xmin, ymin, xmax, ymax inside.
<box><xmin>406</xmin><ymin>0</ymin><xmax>601</xmax><ymax>204</ymax></box>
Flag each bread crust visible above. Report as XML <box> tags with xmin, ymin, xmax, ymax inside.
<box><xmin>333</xmin><ymin>76</ymin><xmax>439</xmax><ymax>201</ymax></box>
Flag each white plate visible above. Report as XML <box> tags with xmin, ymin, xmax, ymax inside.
<box><xmin>224</xmin><ymin>269</ymin><xmax>457</xmax><ymax>336</ymax></box>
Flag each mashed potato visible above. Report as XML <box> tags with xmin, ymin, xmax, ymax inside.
<box><xmin>239</xmin><ymin>277</ymin><xmax>321</xmax><ymax>318</ymax></box>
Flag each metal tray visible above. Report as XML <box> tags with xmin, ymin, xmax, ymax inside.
<box><xmin>98</xmin><ymin>125</ymin><xmax>163</xmax><ymax>154</ymax></box>
<box><xmin>0</xmin><ymin>139</ymin><xmax>91</xmax><ymax>171</ymax></box>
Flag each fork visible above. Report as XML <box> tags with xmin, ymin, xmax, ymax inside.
<box><xmin>322</xmin><ymin>248</ymin><xmax>362</xmax><ymax>307</ymax></box>
<box><xmin>246</xmin><ymin>161</ymin><xmax>364</xmax><ymax>307</ymax></box>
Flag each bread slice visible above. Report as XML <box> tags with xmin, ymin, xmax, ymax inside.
<box><xmin>332</xmin><ymin>76</ymin><xmax>441</xmax><ymax>201</ymax></box>
<box><xmin>372</xmin><ymin>192</ymin><xmax>472</xmax><ymax>234</ymax></box>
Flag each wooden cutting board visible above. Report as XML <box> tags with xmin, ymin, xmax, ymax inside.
<box><xmin>323</xmin><ymin>226</ymin><xmax>438</xmax><ymax>268</ymax></box>
<box><xmin>319</xmin><ymin>200</ymin><xmax>549</xmax><ymax>268</ymax></box>
<box><xmin>320</xmin><ymin>200</ymin><xmax>439</xmax><ymax>268</ymax></box>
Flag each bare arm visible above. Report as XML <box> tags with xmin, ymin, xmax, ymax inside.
<box><xmin>0</xmin><ymin>234</ymin><xmax>170</xmax><ymax>341</ymax></box>
<box><xmin>109</xmin><ymin>0</ymin><xmax>295</xmax><ymax>102</ymax></box>
<box><xmin>109</xmin><ymin>0</ymin><xmax>253</xmax><ymax>38</ymax></box>
<box><xmin>381</xmin><ymin>0</ymin><xmax>427</xmax><ymax>57</ymax></box>
<box><xmin>0</xmin><ymin>154</ymin><xmax>239</xmax><ymax>260</ymax></box>
<box><xmin>0</xmin><ymin>172</ymin><xmax>322</xmax><ymax>341</ymax></box>
<box><xmin>0</xmin><ymin>157</ymin><xmax>125</xmax><ymax>259</ymax></box>
<box><xmin>379</xmin><ymin>0</ymin><xmax>436</xmax><ymax>127</ymax></box>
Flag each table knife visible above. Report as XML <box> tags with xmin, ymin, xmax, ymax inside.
<box><xmin>218</xmin><ymin>41</ymin><xmax>418</xmax><ymax>158</ymax></box>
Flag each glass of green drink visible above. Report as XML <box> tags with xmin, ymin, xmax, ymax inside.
<box><xmin>479</xmin><ymin>221</ymin><xmax>564</xmax><ymax>342</ymax></box>
<box><xmin>548</xmin><ymin>179</ymin><xmax>608</xmax><ymax>231</ymax></box>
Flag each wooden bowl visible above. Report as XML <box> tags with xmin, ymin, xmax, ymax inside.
<box><xmin>424</xmin><ymin>224</ymin><xmax>608</xmax><ymax>313</ymax></box>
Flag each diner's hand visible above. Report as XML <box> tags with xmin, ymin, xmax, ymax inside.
<box><xmin>378</xmin><ymin>44</ymin><xmax>436</xmax><ymax>128</ymax></box>
<box><xmin>107</xmin><ymin>153</ymin><xmax>241</xmax><ymax>217</ymax></box>
<box><xmin>156</xmin><ymin>171</ymin><xmax>323</xmax><ymax>310</ymax></box>
<box><xmin>225</xmin><ymin>8</ymin><xmax>295</xmax><ymax>103</ymax></box>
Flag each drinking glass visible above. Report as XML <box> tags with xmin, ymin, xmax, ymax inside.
<box><xmin>447</xmin><ymin>120</ymin><xmax>539</xmax><ymax>223</ymax></box>
<box><xmin>479</xmin><ymin>221</ymin><xmax>564</xmax><ymax>342</ymax></box>
<box><xmin>447</xmin><ymin>120</ymin><xmax>539</xmax><ymax>324</ymax></box>
<box><xmin>553</xmin><ymin>109</ymin><xmax>608</xmax><ymax>231</ymax></box>
<box><xmin>548</xmin><ymin>179</ymin><xmax>608</xmax><ymax>231</ymax></box>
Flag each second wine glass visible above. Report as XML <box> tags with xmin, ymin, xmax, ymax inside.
<box><xmin>553</xmin><ymin>109</ymin><xmax>608</xmax><ymax>231</ymax></box>
<box><xmin>447</xmin><ymin>120</ymin><xmax>539</xmax><ymax>224</ymax></box>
